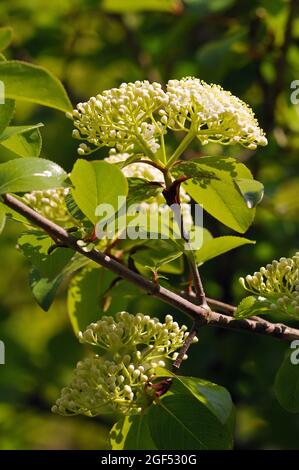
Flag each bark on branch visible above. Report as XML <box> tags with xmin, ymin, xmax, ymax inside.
<box><xmin>3</xmin><ymin>193</ymin><xmax>299</xmax><ymax>342</ymax></box>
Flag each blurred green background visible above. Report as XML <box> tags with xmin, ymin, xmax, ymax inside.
<box><xmin>0</xmin><ymin>0</ymin><xmax>298</xmax><ymax>449</ymax></box>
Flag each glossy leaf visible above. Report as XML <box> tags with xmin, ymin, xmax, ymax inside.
<box><xmin>173</xmin><ymin>157</ymin><xmax>257</xmax><ymax>233</ymax></box>
<box><xmin>235</xmin><ymin>178</ymin><xmax>264</xmax><ymax>208</ymax></box>
<box><xmin>0</xmin><ymin>157</ymin><xmax>67</xmax><ymax>194</ymax></box>
<box><xmin>110</xmin><ymin>414</ymin><xmax>156</xmax><ymax>450</ymax></box>
<box><xmin>275</xmin><ymin>351</ymin><xmax>299</xmax><ymax>413</ymax></box>
<box><xmin>70</xmin><ymin>160</ymin><xmax>128</xmax><ymax>224</ymax></box>
<box><xmin>0</xmin><ymin>60</ymin><xmax>72</xmax><ymax>112</ymax></box>
<box><xmin>0</xmin><ymin>27</ymin><xmax>13</xmax><ymax>52</ymax></box>
<box><xmin>175</xmin><ymin>375</ymin><xmax>234</xmax><ymax>425</ymax></box>
<box><xmin>0</xmin><ymin>124</ymin><xmax>43</xmax><ymax>158</ymax></box>
<box><xmin>196</xmin><ymin>235</ymin><xmax>255</xmax><ymax>265</ymax></box>
<box><xmin>0</xmin><ymin>99</ymin><xmax>15</xmax><ymax>135</ymax></box>
<box><xmin>148</xmin><ymin>377</ymin><xmax>234</xmax><ymax>449</ymax></box>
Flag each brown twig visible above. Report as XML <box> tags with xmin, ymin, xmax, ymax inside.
<box><xmin>172</xmin><ymin>322</ymin><xmax>200</xmax><ymax>371</ymax></box>
<box><xmin>3</xmin><ymin>193</ymin><xmax>299</xmax><ymax>342</ymax></box>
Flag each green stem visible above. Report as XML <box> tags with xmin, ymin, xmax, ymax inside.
<box><xmin>160</xmin><ymin>132</ymin><xmax>167</xmax><ymax>165</ymax></box>
<box><xmin>186</xmin><ymin>251</ymin><xmax>209</xmax><ymax>309</ymax></box>
<box><xmin>166</xmin><ymin>130</ymin><xmax>195</xmax><ymax>168</ymax></box>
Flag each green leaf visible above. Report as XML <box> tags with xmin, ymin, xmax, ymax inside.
<box><xmin>18</xmin><ymin>230</ymin><xmax>73</xmax><ymax>279</ymax></box>
<box><xmin>173</xmin><ymin>157</ymin><xmax>257</xmax><ymax>233</ymax></box>
<box><xmin>0</xmin><ymin>124</ymin><xmax>43</xmax><ymax>158</ymax></box>
<box><xmin>29</xmin><ymin>268</ymin><xmax>63</xmax><ymax>311</ymax></box>
<box><xmin>0</xmin><ymin>27</ymin><xmax>13</xmax><ymax>52</ymax></box>
<box><xmin>196</xmin><ymin>235</ymin><xmax>255</xmax><ymax>265</ymax></box>
<box><xmin>29</xmin><ymin>254</ymin><xmax>88</xmax><ymax>311</ymax></box>
<box><xmin>235</xmin><ymin>178</ymin><xmax>264</xmax><ymax>209</ymax></box>
<box><xmin>110</xmin><ymin>414</ymin><xmax>156</xmax><ymax>450</ymax></box>
<box><xmin>64</xmin><ymin>191</ymin><xmax>87</xmax><ymax>223</ymax></box>
<box><xmin>234</xmin><ymin>295</ymin><xmax>273</xmax><ymax>319</ymax></box>
<box><xmin>175</xmin><ymin>376</ymin><xmax>234</xmax><ymax>425</ymax></box>
<box><xmin>0</xmin><ymin>200</ymin><xmax>31</xmax><ymax>225</ymax></box>
<box><xmin>0</xmin><ymin>60</ymin><xmax>72</xmax><ymax>112</ymax></box>
<box><xmin>148</xmin><ymin>377</ymin><xmax>234</xmax><ymax>450</ymax></box>
<box><xmin>131</xmin><ymin>239</ymin><xmax>183</xmax><ymax>274</ymax></box>
<box><xmin>275</xmin><ymin>350</ymin><xmax>299</xmax><ymax>413</ymax></box>
<box><xmin>102</xmin><ymin>0</ymin><xmax>181</xmax><ymax>13</ymax></box>
<box><xmin>0</xmin><ymin>157</ymin><xmax>67</xmax><ymax>194</ymax></box>
<box><xmin>70</xmin><ymin>160</ymin><xmax>128</xmax><ymax>224</ymax></box>
<box><xmin>0</xmin><ymin>206</ymin><xmax>6</xmax><ymax>235</ymax></box>
<box><xmin>67</xmin><ymin>266</ymin><xmax>116</xmax><ymax>334</ymax></box>
<box><xmin>0</xmin><ymin>99</ymin><xmax>15</xmax><ymax>135</ymax></box>
<box><xmin>127</xmin><ymin>177</ymin><xmax>163</xmax><ymax>206</ymax></box>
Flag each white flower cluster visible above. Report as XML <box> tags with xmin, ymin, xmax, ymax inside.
<box><xmin>79</xmin><ymin>312</ymin><xmax>190</xmax><ymax>357</ymax></box>
<box><xmin>165</xmin><ymin>78</ymin><xmax>267</xmax><ymax>149</ymax></box>
<box><xmin>105</xmin><ymin>152</ymin><xmax>193</xmax><ymax>230</ymax></box>
<box><xmin>240</xmin><ymin>253</ymin><xmax>299</xmax><ymax>316</ymax></box>
<box><xmin>53</xmin><ymin>312</ymin><xmax>197</xmax><ymax>416</ymax></box>
<box><xmin>52</xmin><ymin>355</ymin><xmax>152</xmax><ymax>416</ymax></box>
<box><xmin>68</xmin><ymin>77</ymin><xmax>267</xmax><ymax>158</ymax></box>
<box><xmin>67</xmin><ymin>81</ymin><xmax>168</xmax><ymax>156</ymax></box>
<box><xmin>23</xmin><ymin>188</ymin><xmax>74</xmax><ymax>225</ymax></box>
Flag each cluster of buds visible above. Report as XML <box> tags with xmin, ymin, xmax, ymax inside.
<box><xmin>239</xmin><ymin>253</ymin><xmax>299</xmax><ymax>316</ymax></box>
<box><xmin>67</xmin><ymin>81</ymin><xmax>168</xmax><ymax>156</ymax></box>
<box><xmin>68</xmin><ymin>77</ymin><xmax>267</xmax><ymax>158</ymax></box>
<box><xmin>105</xmin><ymin>152</ymin><xmax>193</xmax><ymax>231</ymax></box>
<box><xmin>53</xmin><ymin>312</ymin><xmax>197</xmax><ymax>416</ymax></box>
<box><xmin>23</xmin><ymin>188</ymin><xmax>74</xmax><ymax>225</ymax></box>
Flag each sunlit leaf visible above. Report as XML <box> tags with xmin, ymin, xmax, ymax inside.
<box><xmin>18</xmin><ymin>230</ymin><xmax>73</xmax><ymax>279</ymax></box>
<box><xmin>0</xmin><ymin>124</ymin><xmax>43</xmax><ymax>158</ymax></box>
<box><xmin>196</xmin><ymin>235</ymin><xmax>255</xmax><ymax>265</ymax></box>
<box><xmin>0</xmin><ymin>157</ymin><xmax>67</xmax><ymax>193</ymax></box>
<box><xmin>110</xmin><ymin>414</ymin><xmax>156</xmax><ymax>450</ymax></box>
<box><xmin>173</xmin><ymin>157</ymin><xmax>257</xmax><ymax>233</ymax></box>
<box><xmin>0</xmin><ymin>60</ymin><xmax>72</xmax><ymax>112</ymax></box>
